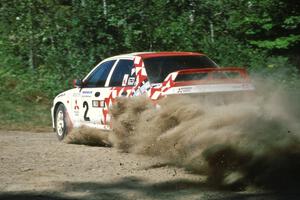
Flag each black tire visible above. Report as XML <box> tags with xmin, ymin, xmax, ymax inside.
<box><xmin>55</xmin><ymin>104</ymin><xmax>70</xmax><ymax>141</ymax></box>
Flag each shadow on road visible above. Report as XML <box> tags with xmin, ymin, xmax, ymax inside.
<box><xmin>1</xmin><ymin>177</ymin><xmax>299</xmax><ymax>200</ymax></box>
<box><xmin>0</xmin><ymin>193</ymin><xmax>73</xmax><ymax>200</ymax></box>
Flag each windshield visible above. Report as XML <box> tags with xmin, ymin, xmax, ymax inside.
<box><xmin>143</xmin><ymin>55</ymin><xmax>218</xmax><ymax>83</ymax></box>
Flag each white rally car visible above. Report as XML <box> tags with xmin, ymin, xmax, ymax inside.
<box><xmin>51</xmin><ymin>52</ymin><xmax>254</xmax><ymax>140</ymax></box>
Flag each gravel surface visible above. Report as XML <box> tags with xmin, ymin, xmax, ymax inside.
<box><xmin>0</xmin><ymin>131</ymin><xmax>298</xmax><ymax>200</ymax></box>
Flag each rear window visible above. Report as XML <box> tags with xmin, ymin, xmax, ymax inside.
<box><xmin>143</xmin><ymin>55</ymin><xmax>217</xmax><ymax>83</ymax></box>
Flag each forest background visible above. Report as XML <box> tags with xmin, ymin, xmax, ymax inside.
<box><xmin>0</xmin><ymin>0</ymin><xmax>299</xmax><ymax>130</ymax></box>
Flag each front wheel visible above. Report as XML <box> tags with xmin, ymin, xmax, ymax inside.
<box><xmin>55</xmin><ymin>104</ymin><xmax>70</xmax><ymax>141</ymax></box>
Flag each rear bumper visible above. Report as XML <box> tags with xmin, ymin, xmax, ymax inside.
<box><xmin>164</xmin><ymin>83</ymin><xmax>255</xmax><ymax>96</ymax></box>
<box><xmin>166</xmin><ymin>90</ymin><xmax>256</xmax><ymax>105</ymax></box>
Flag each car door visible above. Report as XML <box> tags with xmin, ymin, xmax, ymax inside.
<box><xmin>79</xmin><ymin>59</ymin><xmax>116</xmax><ymax>128</ymax></box>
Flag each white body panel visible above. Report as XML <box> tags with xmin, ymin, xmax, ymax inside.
<box><xmin>51</xmin><ymin>52</ymin><xmax>255</xmax><ymax>131</ymax></box>
<box><xmin>51</xmin><ymin>55</ymin><xmax>137</xmax><ymax>130</ymax></box>
<box><xmin>164</xmin><ymin>83</ymin><xmax>255</xmax><ymax>95</ymax></box>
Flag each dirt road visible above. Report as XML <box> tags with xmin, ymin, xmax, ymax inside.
<box><xmin>0</xmin><ymin>131</ymin><xmax>298</xmax><ymax>200</ymax></box>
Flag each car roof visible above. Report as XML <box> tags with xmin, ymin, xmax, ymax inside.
<box><xmin>136</xmin><ymin>52</ymin><xmax>204</xmax><ymax>59</ymax></box>
<box><xmin>107</xmin><ymin>52</ymin><xmax>204</xmax><ymax>60</ymax></box>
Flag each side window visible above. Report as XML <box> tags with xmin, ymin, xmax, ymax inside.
<box><xmin>109</xmin><ymin>59</ymin><xmax>135</xmax><ymax>87</ymax></box>
<box><xmin>85</xmin><ymin>60</ymin><xmax>116</xmax><ymax>87</ymax></box>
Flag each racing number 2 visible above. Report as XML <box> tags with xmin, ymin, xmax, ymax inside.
<box><xmin>83</xmin><ymin>101</ymin><xmax>90</xmax><ymax>121</ymax></box>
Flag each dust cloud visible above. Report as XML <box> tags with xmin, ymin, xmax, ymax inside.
<box><xmin>65</xmin><ymin>126</ymin><xmax>111</xmax><ymax>147</ymax></box>
<box><xmin>66</xmin><ymin>80</ymin><xmax>300</xmax><ymax>190</ymax></box>
<box><xmin>109</xmin><ymin>80</ymin><xmax>300</xmax><ymax>190</ymax></box>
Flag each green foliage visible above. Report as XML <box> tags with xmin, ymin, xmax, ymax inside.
<box><xmin>250</xmin><ymin>35</ymin><xmax>300</xmax><ymax>49</ymax></box>
<box><xmin>0</xmin><ymin>0</ymin><xmax>299</xmax><ymax>100</ymax></box>
<box><xmin>0</xmin><ymin>0</ymin><xmax>299</xmax><ymax>130</ymax></box>
<box><xmin>0</xmin><ymin>94</ymin><xmax>51</xmax><ymax>131</ymax></box>
<box><xmin>254</xmin><ymin>56</ymin><xmax>300</xmax><ymax>87</ymax></box>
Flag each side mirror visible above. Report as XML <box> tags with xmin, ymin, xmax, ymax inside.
<box><xmin>73</xmin><ymin>79</ymin><xmax>83</xmax><ymax>88</ymax></box>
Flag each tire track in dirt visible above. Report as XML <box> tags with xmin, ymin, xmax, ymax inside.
<box><xmin>2</xmin><ymin>131</ymin><xmax>299</xmax><ymax>199</ymax></box>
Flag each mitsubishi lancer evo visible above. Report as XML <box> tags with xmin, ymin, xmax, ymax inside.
<box><xmin>51</xmin><ymin>52</ymin><xmax>254</xmax><ymax>140</ymax></box>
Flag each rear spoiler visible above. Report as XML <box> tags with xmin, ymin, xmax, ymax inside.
<box><xmin>165</xmin><ymin>67</ymin><xmax>251</xmax><ymax>87</ymax></box>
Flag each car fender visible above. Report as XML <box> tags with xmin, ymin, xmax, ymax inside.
<box><xmin>51</xmin><ymin>88</ymin><xmax>80</xmax><ymax>129</ymax></box>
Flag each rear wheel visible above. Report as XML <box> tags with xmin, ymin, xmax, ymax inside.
<box><xmin>55</xmin><ymin>104</ymin><xmax>70</xmax><ymax>140</ymax></box>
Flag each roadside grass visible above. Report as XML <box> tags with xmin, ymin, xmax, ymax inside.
<box><xmin>0</xmin><ymin>95</ymin><xmax>52</xmax><ymax>132</ymax></box>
